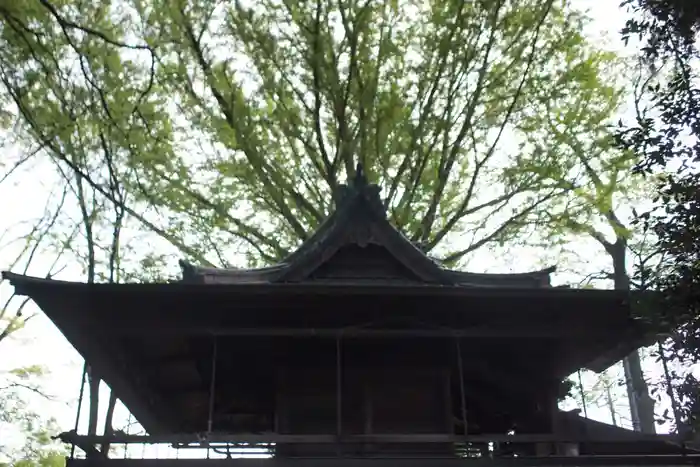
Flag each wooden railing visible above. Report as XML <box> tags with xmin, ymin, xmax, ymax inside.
<box><xmin>59</xmin><ymin>431</ymin><xmax>699</xmax><ymax>465</ymax></box>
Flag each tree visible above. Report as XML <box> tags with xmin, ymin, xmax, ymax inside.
<box><xmin>0</xmin><ymin>101</ymin><xmax>128</xmax><ymax>462</ymax></box>
<box><xmin>569</xmin><ymin>367</ymin><xmax>631</xmax><ymax>428</ymax></box>
<box><xmin>0</xmin><ymin>0</ymin><xmax>628</xmax><ymax>269</ymax></box>
<box><xmin>503</xmin><ymin>43</ymin><xmax>658</xmax><ymax>432</ymax></box>
<box><xmin>0</xmin><ymin>386</ymin><xmax>66</xmax><ymax>467</ymax></box>
<box><xmin>0</xmin><ymin>180</ymin><xmax>75</xmax><ymax>465</ymax></box>
<box><xmin>0</xmin><ymin>147</ymin><xmax>89</xmax><ymax>461</ymax></box>
<box><xmin>617</xmin><ymin>0</ymin><xmax>700</xmax><ymax>435</ymax></box>
<box><xmin>0</xmin><ymin>188</ymin><xmax>69</xmax><ymax>346</ymax></box>
<box><xmin>0</xmin><ymin>349</ymin><xmax>66</xmax><ymax>466</ymax></box>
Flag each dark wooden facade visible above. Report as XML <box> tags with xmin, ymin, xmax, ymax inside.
<box><xmin>2</xmin><ymin>168</ymin><xmax>689</xmax><ymax>462</ymax></box>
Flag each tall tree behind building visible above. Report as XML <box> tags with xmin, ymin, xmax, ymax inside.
<box><xmin>618</xmin><ymin>0</ymin><xmax>700</xmax><ymax>435</ymax></box>
<box><xmin>0</xmin><ymin>0</ymin><xmax>628</xmax><ymax>267</ymax></box>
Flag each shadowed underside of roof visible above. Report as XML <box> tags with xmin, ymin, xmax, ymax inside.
<box><xmin>0</xmin><ymin>269</ymin><xmax>650</xmax><ymax>436</ymax></box>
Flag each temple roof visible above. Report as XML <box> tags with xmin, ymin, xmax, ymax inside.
<box><xmin>180</xmin><ymin>164</ymin><xmax>554</xmax><ymax>288</ymax></box>
<box><xmin>0</xmin><ymin>271</ymin><xmax>653</xmax><ymax>436</ymax></box>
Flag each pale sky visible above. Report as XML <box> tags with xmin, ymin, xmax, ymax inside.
<box><xmin>0</xmin><ymin>0</ymin><xmax>679</xmax><ymax>460</ymax></box>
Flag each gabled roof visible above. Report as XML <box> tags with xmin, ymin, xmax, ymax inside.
<box><xmin>180</xmin><ymin>164</ymin><xmax>554</xmax><ymax>287</ymax></box>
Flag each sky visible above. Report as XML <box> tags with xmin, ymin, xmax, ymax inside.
<box><xmin>0</xmin><ymin>0</ymin><xmax>680</xmax><ymax>460</ymax></box>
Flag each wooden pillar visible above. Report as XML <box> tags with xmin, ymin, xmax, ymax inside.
<box><xmin>533</xmin><ymin>383</ymin><xmax>580</xmax><ymax>457</ymax></box>
<box><xmin>535</xmin><ymin>383</ymin><xmax>560</xmax><ymax>457</ymax></box>
<box><xmin>552</xmin><ymin>390</ymin><xmax>579</xmax><ymax>457</ymax></box>
<box><xmin>558</xmin><ymin>442</ymin><xmax>580</xmax><ymax>456</ymax></box>
<box><xmin>363</xmin><ymin>381</ymin><xmax>373</xmax><ymax>456</ymax></box>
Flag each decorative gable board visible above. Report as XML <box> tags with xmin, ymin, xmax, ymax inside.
<box><xmin>308</xmin><ymin>244</ymin><xmax>424</xmax><ymax>282</ymax></box>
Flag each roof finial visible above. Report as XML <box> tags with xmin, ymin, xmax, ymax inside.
<box><xmin>353</xmin><ymin>162</ymin><xmax>367</xmax><ymax>187</ymax></box>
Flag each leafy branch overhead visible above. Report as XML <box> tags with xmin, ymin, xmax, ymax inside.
<box><xmin>0</xmin><ymin>0</ymin><xmax>629</xmax><ymax>268</ymax></box>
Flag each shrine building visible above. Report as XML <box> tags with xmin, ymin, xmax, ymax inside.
<box><xmin>3</xmin><ymin>167</ymin><xmax>696</xmax><ymax>466</ymax></box>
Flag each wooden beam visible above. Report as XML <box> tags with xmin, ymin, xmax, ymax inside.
<box><xmin>65</xmin><ymin>456</ymin><xmax>700</xmax><ymax>467</ymax></box>
<box><xmin>107</xmin><ymin>326</ymin><xmax>616</xmax><ymax>339</ymax></box>
<box><xmin>58</xmin><ymin>431</ymin><xmax>680</xmax><ymax>445</ymax></box>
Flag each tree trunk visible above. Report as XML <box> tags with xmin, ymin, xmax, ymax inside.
<box><xmin>87</xmin><ymin>366</ymin><xmax>101</xmax><ymax>437</ymax></box>
<box><xmin>605</xmin><ymin>380</ymin><xmax>618</xmax><ymax>427</ymax></box>
<box><xmin>610</xmin><ymin>239</ymin><xmax>656</xmax><ymax>434</ymax></box>
<box><xmin>101</xmin><ymin>390</ymin><xmax>118</xmax><ymax>456</ymax></box>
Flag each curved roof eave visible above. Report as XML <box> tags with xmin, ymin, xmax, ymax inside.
<box><xmin>443</xmin><ymin>266</ymin><xmax>556</xmax><ymax>288</ymax></box>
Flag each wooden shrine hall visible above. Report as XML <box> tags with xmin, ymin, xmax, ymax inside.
<box><xmin>3</xmin><ymin>167</ymin><xmax>697</xmax><ymax>466</ymax></box>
